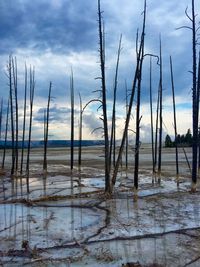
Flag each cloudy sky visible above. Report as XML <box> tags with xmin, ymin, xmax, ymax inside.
<box><xmin>0</xmin><ymin>0</ymin><xmax>198</xmax><ymax>141</ymax></box>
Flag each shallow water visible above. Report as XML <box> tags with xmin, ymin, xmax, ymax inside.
<box><xmin>1</xmin><ymin>171</ymin><xmax>200</xmax><ymax>266</ymax></box>
<box><xmin>0</xmin><ymin>147</ymin><xmax>200</xmax><ymax>266</ymax></box>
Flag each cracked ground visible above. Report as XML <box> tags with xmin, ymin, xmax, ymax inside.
<box><xmin>0</xmin><ymin>146</ymin><xmax>200</xmax><ymax>267</ymax></box>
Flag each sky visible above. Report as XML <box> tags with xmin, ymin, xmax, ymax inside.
<box><xmin>0</xmin><ymin>0</ymin><xmax>198</xmax><ymax>142</ymax></box>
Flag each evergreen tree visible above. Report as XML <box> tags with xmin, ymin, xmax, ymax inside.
<box><xmin>165</xmin><ymin>134</ymin><xmax>173</xmax><ymax>147</ymax></box>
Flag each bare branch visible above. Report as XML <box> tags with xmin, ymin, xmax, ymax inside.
<box><xmin>97</xmin><ymin>104</ymin><xmax>103</xmax><ymax>112</ymax></box>
<box><xmin>128</xmin><ymin>129</ymin><xmax>136</xmax><ymax>134</ymax></box>
<box><xmin>185</xmin><ymin>7</ymin><xmax>193</xmax><ymax>22</ymax></box>
<box><xmin>196</xmin><ymin>26</ymin><xmax>200</xmax><ymax>34</ymax></box>
<box><xmin>91</xmin><ymin>127</ymin><xmax>103</xmax><ymax>134</ymax></box>
<box><xmin>176</xmin><ymin>26</ymin><xmax>193</xmax><ymax>31</ymax></box>
<box><xmin>82</xmin><ymin>99</ymin><xmax>103</xmax><ymax>112</ymax></box>
<box><xmin>92</xmin><ymin>89</ymin><xmax>102</xmax><ymax>93</ymax></box>
<box><xmin>143</xmin><ymin>54</ymin><xmax>159</xmax><ymax>64</ymax></box>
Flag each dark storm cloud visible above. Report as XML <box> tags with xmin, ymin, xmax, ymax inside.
<box><xmin>34</xmin><ymin>105</ymin><xmax>79</xmax><ymax>123</ymax></box>
<box><xmin>0</xmin><ymin>0</ymin><xmax>97</xmax><ymax>54</ymax></box>
<box><xmin>35</xmin><ymin>105</ymin><xmax>67</xmax><ymax>123</ymax></box>
<box><xmin>0</xmin><ymin>0</ymin><xmax>198</xmax><ymax>139</ymax></box>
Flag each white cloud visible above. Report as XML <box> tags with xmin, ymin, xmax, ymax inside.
<box><xmin>0</xmin><ymin>0</ymin><xmax>198</xmax><ymax>140</ymax></box>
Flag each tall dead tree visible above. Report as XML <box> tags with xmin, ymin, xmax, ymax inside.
<box><xmin>78</xmin><ymin>93</ymin><xmax>83</xmax><ymax>169</ymax></box>
<box><xmin>154</xmin><ymin>83</ymin><xmax>160</xmax><ymax>171</ymax></box>
<box><xmin>110</xmin><ymin>34</ymin><xmax>122</xmax><ymax>169</ymax></box>
<box><xmin>26</xmin><ymin>66</ymin><xmax>35</xmax><ymax>193</ymax></box>
<box><xmin>112</xmin><ymin>0</ymin><xmax>147</xmax><ymax>191</ymax></box>
<box><xmin>170</xmin><ymin>56</ymin><xmax>179</xmax><ymax>184</ymax></box>
<box><xmin>70</xmin><ymin>70</ymin><xmax>74</xmax><ymax>171</ymax></box>
<box><xmin>177</xmin><ymin>0</ymin><xmax>199</xmax><ymax>189</ymax></box>
<box><xmin>157</xmin><ymin>37</ymin><xmax>163</xmax><ymax>181</ymax></box>
<box><xmin>98</xmin><ymin>0</ymin><xmax>111</xmax><ymax>193</ymax></box>
<box><xmin>43</xmin><ymin>82</ymin><xmax>52</xmax><ymax>171</ymax></box>
<box><xmin>198</xmin><ymin>55</ymin><xmax>200</xmax><ymax>174</ymax></box>
<box><xmin>2</xmin><ymin>99</ymin><xmax>9</xmax><ymax>169</ymax></box>
<box><xmin>191</xmin><ymin>0</ymin><xmax>198</xmax><ymax>190</ymax></box>
<box><xmin>12</xmin><ymin>57</ymin><xmax>19</xmax><ymax>172</ymax></box>
<box><xmin>8</xmin><ymin>56</ymin><xmax>15</xmax><ymax>175</ymax></box>
<box><xmin>134</xmin><ymin>16</ymin><xmax>146</xmax><ymax>191</ymax></box>
<box><xmin>189</xmin><ymin>0</ymin><xmax>199</xmax><ymax>190</ymax></box>
<box><xmin>149</xmin><ymin>57</ymin><xmax>155</xmax><ymax>174</ymax></box>
<box><xmin>125</xmin><ymin>81</ymin><xmax>129</xmax><ymax>170</ymax></box>
<box><xmin>20</xmin><ymin>64</ymin><xmax>27</xmax><ymax>174</ymax></box>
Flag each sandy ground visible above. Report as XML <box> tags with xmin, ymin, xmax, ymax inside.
<box><xmin>0</xmin><ymin>145</ymin><xmax>200</xmax><ymax>267</ymax></box>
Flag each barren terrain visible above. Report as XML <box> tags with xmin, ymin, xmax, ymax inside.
<box><xmin>0</xmin><ymin>145</ymin><xmax>200</xmax><ymax>267</ymax></box>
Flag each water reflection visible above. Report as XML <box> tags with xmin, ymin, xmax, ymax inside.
<box><xmin>1</xmin><ymin>171</ymin><xmax>200</xmax><ymax>266</ymax></box>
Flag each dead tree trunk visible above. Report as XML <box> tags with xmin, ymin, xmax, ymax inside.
<box><xmin>26</xmin><ymin>67</ymin><xmax>35</xmax><ymax>193</ymax></box>
<box><xmin>78</xmin><ymin>93</ymin><xmax>83</xmax><ymax>169</ymax></box>
<box><xmin>111</xmin><ymin>0</ymin><xmax>147</xmax><ymax>190</ymax></box>
<box><xmin>12</xmin><ymin>57</ymin><xmax>19</xmax><ymax>173</ymax></box>
<box><xmin>110</xmin><ymin>34</ymin><xmax>122</xmax><ymax>169</ymax></box>
<box><xmin>98</xmin><ymin>0</ymin><xmax>111</xmax><ymax>193</ymax></box>
<box><xmin>149</xmin><ymin>57</ymin><xmax>155</xmax><ymax>174</ymax></box>
<box><xmin>2</xmin><ymin>99</ymin><xmax>9</xmax><ymax>169</ymax></box>
<box><xmin>183</xmin><ymin>147</ymin><xmax>192</xmax><ymax>173</ymax></box>
<box><xmin>157</xmin><ymin>37</ymin><xmax>163</xmax><ymax>181</ymax></box>
<box><xmin>170</xmin><ymin>56</ymin><xmax>179</xmax><ymax>184</ymax></box>
<box><xmin>191</xmin><ymin>0</ymin><xmax>198</xmax><ymax>191</ymax></box>
<box><xmin>125</xmin><ymin>81</ymin><xmax>129</xmax><ymax>170</ymax></box>
<box><xmin>20</xmin><ymin>64</ymin><xmax>27</xmax><ymax>174</ymax></box>
<box><xmin>134</xmin><ymin>24</ymin><xmax>145</xmax><ymax>191</ymax></box>
<box><xmin>70</xmin><ymin>71</ymin><xmax>74</xmax><ymax>171</ymax></box>
<box><xmin>43</xmin><ymin>82</ymin><xmax>52</xmax><ymax>172</ymax></box>
<box><xmin>0</xmin><ymin>98</ymin><xmax>3</xmax><ymax>141</ymax></box>
<box><xmin>197</xmin><ymin>54</ymin><xmax>200</xmax><ymax>175</ymax></box>
<box><xmin>8</xmin><ymin>56</ymin><xmax>15</xmax><ymax>175</ymax></box>
<box><xmin>154</xmin><ymin>83</ymin><xmax>160</xmax><ymax>171</ymax></box>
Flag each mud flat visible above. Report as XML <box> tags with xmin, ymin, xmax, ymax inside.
<box><xmin>0</xmin><ymin>145</ymin><xmax>200</xmax><ymax>267</ymax></box>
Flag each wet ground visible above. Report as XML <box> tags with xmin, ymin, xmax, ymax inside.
<box><xmin>0</xmin><ymin>146</ymin><xmax>200</xmax><ymax>266</ymax></box>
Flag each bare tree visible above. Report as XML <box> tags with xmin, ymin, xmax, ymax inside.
<box><xmin>134</xmin><ymin>26</ymin><xmax>146</xmax><ymax>192</ymax></box>
<box><xmin>149</xmin><ymin>57</ymin><xmax>155</xmax><ymax>174</ymax></box>
<box><xmin>43</xmin><ymin>82</ymin><xmax>52</xmax><ymax>172</ymax></box>
<box><xmin>189</xmin><ymin>0</ymin><xmax>199</xmax><ymax>191</ymax></box>
<box><xmin>97</xmin><ymin>0</ymin><xmax>111</xmax><ymax>193</ymax></box>
<box><xmin>191</xmin><ymin>0</ymin><xmax>198</xmax><ymax>191</ymax></box>
<box><xmin>70</xmin><ymin>70</ymin><xmax>74</xmax><ymax>171</ymax></box>
<box><xmin>0</xmin><ymin>98</ymin><xmax>3</xmax><ymax>141</ymax></box>
<box><xmin>78</xmin><ymin>93</ymin><xmax>83</xmax><ymax>169</ymax></box>
<box><xmin>12</xmin><ymin>57</ymin><xmax>19</xmax><ymax>173</ymax></box>
<box><xmin>2</xmin><ymin>99</ymin><xmax>9</xmax><ymax>169</ymax></box>
<box><xmin>110</xmin><ymin>34</ymin><xmax>122</xmax><ymax>169</ymax></box>
<box><xmin>125</xmin><ymin>81</ymin><xmax>129</xmax><ymax>170</ymax></box>
<box><xmin>157</xmin><ymin>37</ymin><xmax>163</xmax><ymax>182</ymax></box>
<box><xmin>154</xmin><ymin>83</ymin><xmax>160</xmax><ymax>172</ymax></box>
<box><xmin>20</xmin><ymin>64</ymin><xmax>27</xmax><ymax>174</ymax></box>
<box><xmin>198</xmin><ymin>55</ymin><xmax>200</xmax><ymax>175</ymax></box>
<box><xmin>26</xmin><ymin>66</ymin><xmax>35</xmax><ymax>193</ymax></box>
<box><xmin>8</xmin><ymin>56</ymin><xmax>15</xmax><ymax>175</ymax></box>
<box><xmin>170</xmin><ymin>56</ymin><xmax>179</xmax><ymax>185</ymax></box>
<box><xmin>112</xmin><ymin>0</ymin><xmax>147</xmax><ymax>191</ymax></box>
<box><xmin>176</xmin><ymin>0</ymin><xmax>199</xmax><ymax>190</ymax></box>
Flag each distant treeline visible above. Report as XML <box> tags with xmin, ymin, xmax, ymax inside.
<box><xmin>165</xmin><ymin>129</ymin><xmax>193</xmax><ymax>147</ymax></box>
<box><xmin>0</xmin><ymin>140</ymin><xmax>104</xmax><ymax>149</ymax></box>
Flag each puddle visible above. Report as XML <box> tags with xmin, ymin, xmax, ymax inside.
<box><xmin>0</xmin><ymin>202</ymin><xmax>106</xmax><ymax>251</ymax></box>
